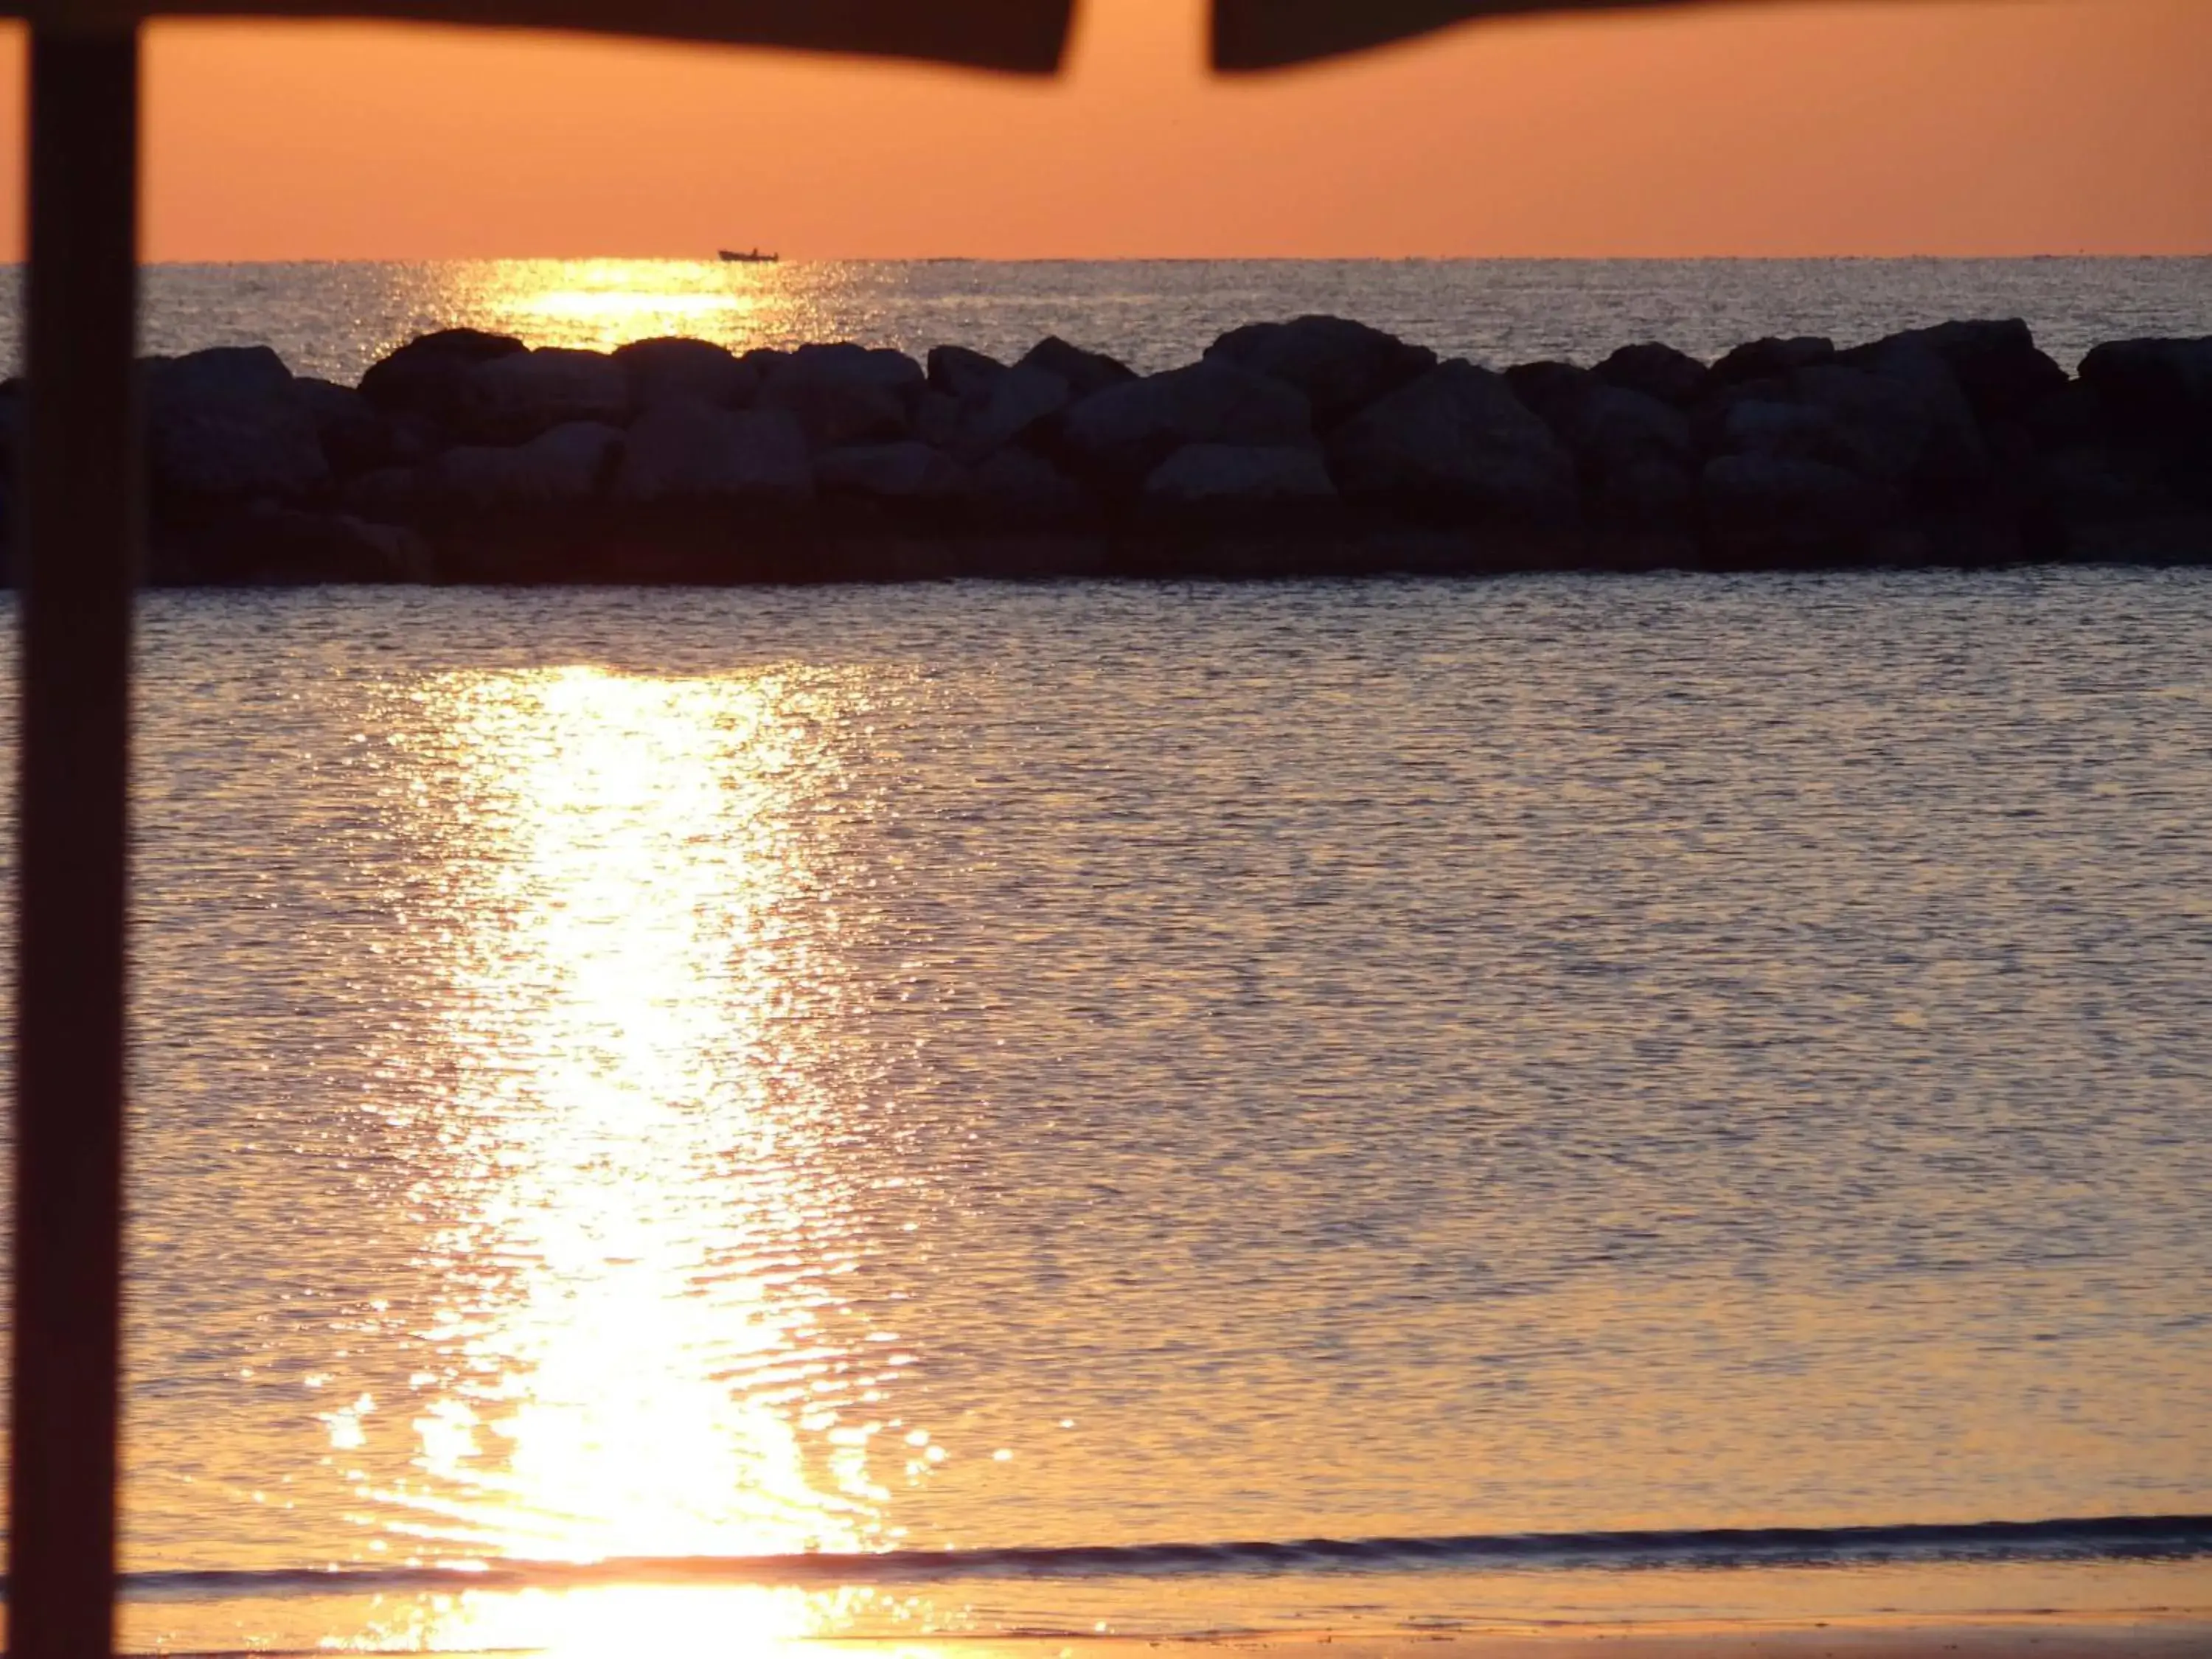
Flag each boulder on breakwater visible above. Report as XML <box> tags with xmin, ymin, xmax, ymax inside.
<box><xmin>2</xmin><ymin>314</ymin><xmax>2207</xmax><ymax>584</ymax></box>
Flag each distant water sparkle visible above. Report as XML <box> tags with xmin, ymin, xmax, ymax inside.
<box><xmin>2</xmin><ymin>256</ymin><xmax>2207</xmax><ymax>382</ymax></box>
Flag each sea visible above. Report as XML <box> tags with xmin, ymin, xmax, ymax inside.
<box><xmin>2</xmin><ymin>260</ymin><xmax>2211</xmax><ymax>1655</ymax></box>
<box><xmin>4</xmin><ymin>254</ymin><xmax>2210</xmax><ymax>384</ymax></box>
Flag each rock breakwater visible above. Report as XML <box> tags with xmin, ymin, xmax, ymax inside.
<box><xmin>5</xmin><ymin>315</ymin><xmax>2208</xmax><ymax>584</ymax></box>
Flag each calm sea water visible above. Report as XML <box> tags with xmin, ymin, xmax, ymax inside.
<box><xmin>1</xmin><ymin>257</ymin><xmax>2207</xmax><ymax>381</ymax></box>
<box><xmin>1</xmin><ymin>570</ymin><xmax>2209</xmax><ymax>1652</ymax></box>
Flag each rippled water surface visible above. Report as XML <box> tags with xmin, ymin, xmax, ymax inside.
<box><xmin>3</xmin><ymin>256</ymin><xmax>2207</xmax><ymax>382</ymax></box>
<box><xmin>3</xmin><ymin>571</ymin><xmax>2212</xmax><ymax>1651</ymax></box>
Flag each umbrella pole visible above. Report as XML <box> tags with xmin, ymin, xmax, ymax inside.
<box><xmin>7</xmin><ymin>20</ymin><xmax>139</xmax><ymax>1659</ymax></box>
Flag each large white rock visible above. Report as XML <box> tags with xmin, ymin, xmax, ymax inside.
<box><xmin>1512</xmin><ymin>375</ymin><xmax>1694</xmax><ymax>532</ymax></box>
<box><xmin>614</xmin><ymin>337</ymin><xmax>762</xmax><ymax>412</ymax></box>
<box><xmin>1205</xmin><ymin>315</ymin><xmax>1436</xmax><ymax>426</ymax></box>
<box><xmin>1810</xmin><ymin>346</ymin><xmax>1989</xmax><ymax>490</ymax></box>
<box><xmin>452</xmin><ymin>348</ymin><xmax>629</xmax><ymax>444</ymax></box>
<box><xmin>612</xmin><ymin>400</ymin><xmax>812</xmax><ymax>504</ymax></box>
<box><xmin>951</xmin><ymin>364</ymin><xmax>1074</xmax><ymax>462</ymax></box>
<box><xmin>926</xmin><ymin>344</ymin><xmax>1009</xmax><ymax>404</ymax></box>
<box><xmin>430</xmin><ymin>421</ymin><xmax>624</xmax><ymax>512</ymax></box>
<box><xmin>759</xmin><ymin>344</ymin><xmax>923</xmax><ymax>447</ymax></box>
<box><xmin>1863</xmin><ymin>319</ymin><xmax>2065</xmax><ymax>423</ymax></box>
<box><xmin>1702</xmin><ymin>453</ymin><xmax>1899</xmax><ymax>552</ymax></box>
<box><xmin>292</xmin><ymin>375</ymin><xmax>371</xmax><ymax>432</ymax></box>
<box><xmin>1593</xmin><ymin>459</ymin><xmax>1695</xmax><ymax>532</ymax></box>
<box><xmin>1017</xmin><ymin>336</ymin><xmax>1136</xmax><ymax>399</ymax></box>
<box><xmin>1513</xmin><ymin>364</ymin><xmax>1691</xmax><ymax>473</ymax></box>
<box><xmin>223</xmin><ymin>505</ymin><xmax>434</xmax><ymax>584</ymax></box>
<box><xmin>1326</xmin><ymin>361</ymin><xmax>1576</xmax><ymax>526</ymax></box>
<box><xmin>1579</xmin><ymin>384</ymin><xmax>1691</xmax><ymax>469</ymax></box>
<box><xmin>1141</xmin><ymin>443</ymin><xmax>1338</xmax><ymax>516</ymax></box>
<box><xmin>971</xmin><ymin>448</ymin><xmax>1093</xmax><ymax>526</ymax></box>
<box><xmin>358</xmin><ymin>328</ymin><xmax>526</xmax><ymax>425</ymax></box>
<box><xmin>2080</xmin><ymin>336</ymin><xmax>2212</xmax><ymax>436</ymax></box>
<box><xmin>815</xmin><ymin>441</ymin><xmax>971</xmax><ymax>502</ymax></box>
<box><xmin>911</xmin><ymin>390</ymin><xmax>964</xmax><ymax>451</ymax></box>
<box><xmin>1593</xmin><ymin>341</ymin><xmax>1710</xmax><ymax>408</ymax></box>
<box><xmin>1062</xmin><ymin>360</ymin><xmax>1312</xmax><ymax>488</ymax></box>
<box><xmin>1719</xmin><ymin>397</ymin><xmax>1845</xmax><ymax>462</ymax></box>
<box><xmin>1786</xmin><ymin>364</ymin><xmax>1941</xmax><ymax>487</ymax></box>
<box><xmin>792</xmin><ymin>341</ymin><xmax>925</xmax><ymax>395</ymax></box>
<box><xmin>293</xmin><ymin>376</ymin><xmax>391</xmax><ymax>475</ymax></box>
<box><xmin>1711</xmin><ymin>335</ymin><xmax>1834</xmax><ymax>387</ymax></box>
<box><xmin>339</xmin><ymin>465</ymin><xmax>425</xmax><ymax>525</ymax></box>
<box><xmin>146</xmin><ymin>346</ymin><xmax>331</xmax><ymax>504</ymax></box>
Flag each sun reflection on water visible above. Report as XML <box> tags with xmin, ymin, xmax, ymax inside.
<box><xmin>503</xmin><ymin>257</ymin><xmax>773</xmax><ymax>341</ymax></box>
<box><xmin>350</xmin><ymin>1583</ymin><xmax>900</xmax><ymax>1657</ymax></box>
<box><xmin>375</xmin><ymin>258</ymin><xmax>886</xmax><ymax>361</ymax></box>
<box><xmin>358</xmin><ymin>665</ymin><xmax>897</xmax><ymax>1648</ymax></box>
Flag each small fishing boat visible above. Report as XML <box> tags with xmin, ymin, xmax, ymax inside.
<box><xmin>719</xmin><ymin>248</ymin><xmax>779</xmax><ymax>263</ymax></box>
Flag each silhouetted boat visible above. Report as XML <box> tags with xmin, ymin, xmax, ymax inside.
<box><xmin>719</xmin><ymin>248</ymin><xmax>779</xmax><ymax>262</ymax></box>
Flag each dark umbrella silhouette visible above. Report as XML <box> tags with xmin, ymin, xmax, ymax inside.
<box><xmin>4</xmin><ymin>2</ymin><xmax>1905</xmax><ymax>1655</ymax></box>
<box><xmin>1211</xmin><ymin>0</ymin><xmax>1841</xmax><ymax>72</ymax></box>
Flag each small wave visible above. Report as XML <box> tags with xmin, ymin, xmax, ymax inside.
<box><xmin>67</xmin><ymin>1513</ymin><xmax>2212</xmax><ymax>1604</ymax></box>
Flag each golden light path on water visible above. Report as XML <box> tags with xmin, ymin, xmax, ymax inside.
<box><xmin>86</xmin><ymin>579</ymin><xmax>2212</xmax><ymax>1652</ymax></box>
<box><xmin>377</xmin><ymin>259</ymin><xmax>888</xmax><ymax>362</ymax></box>
<box><xmin>352</xmin><ymin>666</ymin><xmax>902</xmax><ymax>1655</ymax></box>
<box><xmin>499</xmin><ymin>259</ymin><xmax>774</xmax><ymax>341</ymax></box>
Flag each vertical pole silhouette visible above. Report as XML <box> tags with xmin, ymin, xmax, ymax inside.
<box><xmin>7</xmin><ymin>22</ymin><xmax>139</xmax><ymax>1659</ymax></box>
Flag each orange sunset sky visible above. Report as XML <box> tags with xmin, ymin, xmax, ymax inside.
<box><xmin>2</xmin><ymin>0</ymin><xmax>2208</xmax><ymax>260</ymax></box>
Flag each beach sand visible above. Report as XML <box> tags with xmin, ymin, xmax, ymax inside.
<box><xmin>850</xmin><ymin>1622</ymin><xmax>2212</xmax><ymax>1659</ymax></box>
<box><xmin>784</xmin><ymin>1624</ymin><xmax>2212</xmax><ymax>1659</ymax></box>
<box><xmin>343</xmin><ymin>1620</ymin><xmax>2212</xmax><ymax>1659</ymax></box>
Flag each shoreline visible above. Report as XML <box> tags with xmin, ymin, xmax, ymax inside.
<box><xmin>900</xmin><ymin>1622</ymin><xmax>2212</xmax><ymax>1657</ymax></box>
<box><xmin>868</xmin><ymin>1618</ymin><xmax>2212</xmax><ymax>1650</ymax></box>
<box><xmin>116</xmin><ymin>1557</ymin><xmax>2212</xmax><ymax>1658</ymax></box>
<box><xmin>3</xmin><ymin>315</ymin><xmax>2201</xmax><ymax>586</ymax></box>
<box><xmin>181</xmin><ymin>1619</ymin><xmax>2212</xmax><ymax>1659</ymax></box>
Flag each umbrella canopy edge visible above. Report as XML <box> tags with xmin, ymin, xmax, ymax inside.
<box><xmin>10</xmin><ymin>0</ymin><xmax>1075</xmax><ymax>72</ymax></box>
<box><xmin>1212</xmin><ymin>0</ymin><xmax>1928</xmax><ymax>72</ymax></box>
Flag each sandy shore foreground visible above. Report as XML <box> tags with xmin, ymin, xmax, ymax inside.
<box><xmin>786</xmin><ymin>1624</ymin><xmax>2212</xmax><ymax>1659</ymax></box>
<box><xmin>916</xmin><ymin>1621</ymin><xmax>2211</xmax><ymax>1658</ymax></box>
<box><xmin>355</xmin><ymin>1619</ymin><xmax>2212</xmax><ymax>1659</ymax></box>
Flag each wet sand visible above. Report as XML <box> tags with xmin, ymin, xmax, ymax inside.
<box><xmin>791</xmin><ymin>1623</ymin><xmax>2212</xmax><ymax>1659</ymax></box>
<box><xmin>142</xmin><ymin>1621</ymin><xmax>2212</xmax><ymax>1658</ymax></box>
